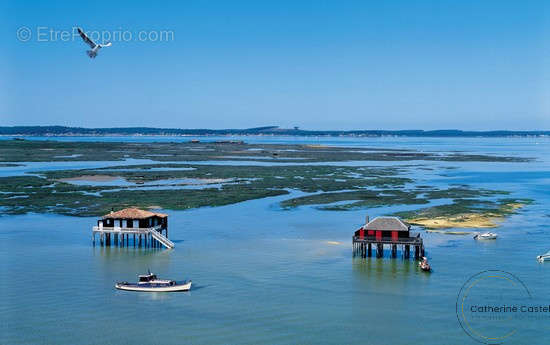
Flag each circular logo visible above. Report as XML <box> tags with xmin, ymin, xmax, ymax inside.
<box><xmin>456</xmin><ymin>270</ymin><xmax>531</xmax><ymax>344</ymax></box>
<box><xmin>16</xmin><ymin>26</ymin><xmax>32</xmax><ymax>42</ymax></box>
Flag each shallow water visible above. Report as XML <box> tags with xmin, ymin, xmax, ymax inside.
<box><xmin>1</xmin><ymin>136</ymin><xmax>550</xmax><ymax>345</ymax></box>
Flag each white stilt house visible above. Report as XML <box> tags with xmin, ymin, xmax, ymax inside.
<box><xmin>92</xmin><ymin>208</ymin><xmax>174</xmax><ymax>249</ymax></box>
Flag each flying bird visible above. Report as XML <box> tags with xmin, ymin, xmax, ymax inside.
<box><xmin>77</xmin><ymin>27</ymin><xmax>111</xmax><ymax>59</ymax></box>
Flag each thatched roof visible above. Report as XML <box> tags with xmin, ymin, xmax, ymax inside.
<box><xmin>364</xmin><ymin>216</ymin><xmax>409</xmax><ymax>231</ymax></box>
<box><xmin>102</xmin><ymin>208</ymin><xmax>168</xmax><ymax>220</ymax></box>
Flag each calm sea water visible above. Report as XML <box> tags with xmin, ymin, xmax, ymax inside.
<box><xmin>1</xmin><ymin>136</ymin><xmax>549</xmax><ymax>345</ymax></box>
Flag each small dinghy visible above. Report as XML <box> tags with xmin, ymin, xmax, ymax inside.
<box><xmin>537</xmin><ymin>251</ymin><xmax>550</xmax><ymax>263</ymax></box>
<box><xmin>115</xmin><ymin>271</ymin><xmax>191</xmax><ymax>292</ymax></box>
<box><xmin>473</xmin><ymin>232</ymin><xmax>498</xmax><ymax>240</ymax></box>
<box><xmin>419</xmin><ymin>257</ymin><xmax>431</xmax><ymax>272</ymax></box>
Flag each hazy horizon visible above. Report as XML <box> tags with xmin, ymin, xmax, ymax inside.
<box><xmin>4</xmin><ymin>123</ymin><xmax>550</xmax><ymax>132</ymax></box>
<box><xmin>0</xmin><ymin>124</ymin><xmax>550</xmax><ymax>135</ymax></box>
<box><xmin>3</xmin><ymin>1</ymin><xmax>550</xmax><ymax>130</ymax></box>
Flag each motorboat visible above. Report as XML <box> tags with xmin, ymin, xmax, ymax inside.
<box><xmin>473</xmin><ymin>232</ymin><xmax>498</xmax><ymax>240</ymax></box>
<box><xmin>537</xmin><ymin>251</ymin><xmax>550</xmax><ymax>263</ymax></box>
<box><xmin>115</xmin><ymin>271</ymin><xmax>191</xmax><ymax>292</ymax></box>
<box><xmin>419</xmin><ymin>257</ymin><xmax>431</xmax><ymax>272</ymax></box>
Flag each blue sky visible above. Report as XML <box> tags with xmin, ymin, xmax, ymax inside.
<box><xmin>2</xmin><ymin>0</ymin><xmax>549</xmax><ymax>130</ymax></box>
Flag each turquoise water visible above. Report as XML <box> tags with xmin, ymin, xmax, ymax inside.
<box><xmin>1</xmin><ymin>137</ymin><xmax>550</xmax><ymax>344</ymax></box>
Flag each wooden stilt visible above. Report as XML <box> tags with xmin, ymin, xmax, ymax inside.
<box><xmin>376</xmin><ymin>243</ymin><xmax>383</xmax><ymax>258</ymax></box>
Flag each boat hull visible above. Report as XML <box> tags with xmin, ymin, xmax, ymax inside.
<box><xmin>115</xmin><ymin>281</ymin><xmax>192</xmax><ymax>292</ymax></box>
<box><xmin>419</xmin><ymin>263</ymin><xmax>431</xmax><ymax>272</ymax></box>
<box><xmin>474</xmin><ymin>234</ymin><xmax>497</xmax><ymax>240</ymax></box>
<box><xmin>537</xmin><ymin>255</ymin><xmax>550</xmax><ymax>263</ymax></box>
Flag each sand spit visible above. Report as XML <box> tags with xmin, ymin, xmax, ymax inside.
<box><xmin>407</xmin><ymin>203</ymin><xmax>525</xmax><ymax>230</ymax></box>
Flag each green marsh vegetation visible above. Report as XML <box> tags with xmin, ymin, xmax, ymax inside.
<box><xmin>0</xmin><ymin>140</ymin><xmax>533</xmax><ymax>228</ymax></box>
<box><xmin>0</xmin><ymin>139</ymin><xmax>530</xmax><ymax>163</ymax></box>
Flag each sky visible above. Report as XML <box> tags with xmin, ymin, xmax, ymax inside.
<box><xmin>1</xmin><ymin>0</ymin><xmax>550</xmax><ymax>130</ymax></box>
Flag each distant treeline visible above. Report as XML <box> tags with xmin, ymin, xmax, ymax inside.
<box><xmin>1</xmin><ymin>126</ymin><xmax>549</xmax><ymax>137</ymax></box>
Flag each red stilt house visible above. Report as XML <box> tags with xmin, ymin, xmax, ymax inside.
<box><xmin>352</xmin><ymin>215</ymin><xmax>423</xmax><ymax>259</ymax></box>
<box><xmin>355</xmin><ymin>216</ymin><xmax>411</xmax><ymax>240</ymax></box>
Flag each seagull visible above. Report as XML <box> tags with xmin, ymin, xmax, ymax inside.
<box><xmin>77</xmin><ymin>27</ymin><xmax>111</xmax><ymax>59</ymax></box>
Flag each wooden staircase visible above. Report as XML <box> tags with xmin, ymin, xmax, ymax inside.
<box><xmin>150</xmin><ymin>229</ymin><xmax>175</xmax><ymax>249</ymax></box>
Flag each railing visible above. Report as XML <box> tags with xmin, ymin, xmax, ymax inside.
<box><xmin>150</xmin><ymin>230</ymin><xmax>175</xmax><ymax>249</ymax></box>
<box><xmin>353</xmin><ymin>233</ymin><xmax>423</xmax><ymax>245</ymax></box>
<box><xmin>92</xmin><ymin>224</ymin><xmax>163</xmax><ymax>233</ymax></box>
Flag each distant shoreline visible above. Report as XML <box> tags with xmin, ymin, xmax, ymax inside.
<box><xmin>1</xmin><ymin>126</ymin><xmax>549</xmax><ymax>138</ymax></box>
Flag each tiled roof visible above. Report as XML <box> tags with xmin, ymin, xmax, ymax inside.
<box><xmin>364</xmin><ymin>216</ymin><xmax>409</xmax><ymax>231</ymax></box>
<box><xmin>102</xmin><ymin>208</ymin><xmax>168</xmax><ymax>219</ymax></box>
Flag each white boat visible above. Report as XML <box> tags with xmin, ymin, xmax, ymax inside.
<box><xmin>419</xmin><ymin>256</ymin><xmax>431</xmax><ymax>272</ymax></box>
<box><xmin>537</xmin><ymin>251</ymin><xmax>550</xmax><ymax>263</ymax></box>
<box><xmin>115</xmin><ymin>272</ymin><xmax>192</xmax><ymax>292</ymax></box>
<box><xmin>473</xmin><ymin>232</ymin><xmax>498</xmax><ymax>240</ymax></box>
